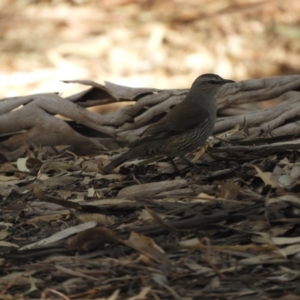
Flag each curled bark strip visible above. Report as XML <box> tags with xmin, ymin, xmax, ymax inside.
<box><xmin>1</xmin><ymin>75</ymin><xmax>300</xmax><ymax>156</ymax></box>
<box><xmin>214</xmin><ymin>95</ymin><xmax>300</xmax><ymax>135</ymax></box>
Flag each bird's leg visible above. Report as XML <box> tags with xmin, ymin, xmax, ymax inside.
<box><xmin>180</xmin><ymin>156</ymin><xmax>201</xmax><ymax>170</ymax></box>
<box><xmin>168</xmin><ymin>156</ymin><xmax>201</xmax><ymax>172</ymax></box>
<box><xmin>168</xmin><ymin>157</ymin><xmax>180</xmax><ymax>172</ymax></box>
<box><xmin>168</xmin><ymin>157</ymin><xmax>198</xmax><ymax>173</ymax></box>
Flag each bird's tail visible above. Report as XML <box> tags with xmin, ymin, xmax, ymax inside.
<box><xmin>103</xmin><ymin>141</ymin><xmax>163</xmax><ymax>173</ymax></box>
<box><xmin>103</xmin><ymin>153</ymin><xmax>128</xmax><ymax>173</ymax></box>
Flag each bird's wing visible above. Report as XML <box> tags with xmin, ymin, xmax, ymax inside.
<box><xmin>142</xmin><ymin>103</ymin><xmax>211</xmax><ymax>139</ymax></box>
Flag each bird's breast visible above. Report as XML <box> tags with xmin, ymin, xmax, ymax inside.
<box><xmin>161</xmin><ymin>116</ymin><xmax>215</xmax><ymax>157</ymax></box>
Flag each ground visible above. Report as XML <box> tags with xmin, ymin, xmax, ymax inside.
<box><xmin>1</xmin><ymin>1</ymin><xmax>300</xmax><ymax>299</ymax></box>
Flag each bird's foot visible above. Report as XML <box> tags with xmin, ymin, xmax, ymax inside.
<box><xmin>180</xmin><ymin>157</ymin><xmax>202</xmax><ymax>171</ymax></box>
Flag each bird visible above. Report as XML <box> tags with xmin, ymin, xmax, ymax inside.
<box><xmin>103</xmin><ymin>73</ymin><xmax>234</xmax><ymax>173</ymax></box>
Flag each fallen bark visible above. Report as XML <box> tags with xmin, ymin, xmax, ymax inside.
<box><xmin>1</xmin><ymin>75</ymin><xmax>300</xmax><ymax>160</ymax></box>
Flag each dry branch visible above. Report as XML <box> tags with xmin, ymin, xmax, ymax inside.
<box><xmin>1</xmin><ymin>74</ymin><xmax>300</xmax><ymax>160</ymax></box>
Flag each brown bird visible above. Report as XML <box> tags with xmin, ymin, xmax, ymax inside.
<box><xmin>103</xmin><ymin>73</ymin><xmax>234</xmax><ymax>173</ymax></box>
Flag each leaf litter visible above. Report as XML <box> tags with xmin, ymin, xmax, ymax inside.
<box><xmin>1</xmin><ymin>1</ymin><xmax>300</xmax><ymax>297</ymax></box>
<box><xmin>1</xmin><ymin>138</ymin><xmax>300</xmax><ymax>299</ymax></box>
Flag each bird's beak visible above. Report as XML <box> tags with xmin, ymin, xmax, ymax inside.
<box><xmin>223</xmin><ymin>79</ymin><xmax>235</xmax><ymax>84</ymax></box>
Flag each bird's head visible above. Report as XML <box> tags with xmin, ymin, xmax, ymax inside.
<box><xmin>192</xmin><ymin>73</ymin><xmax>234</xmax><ymax>94</ymax></box>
